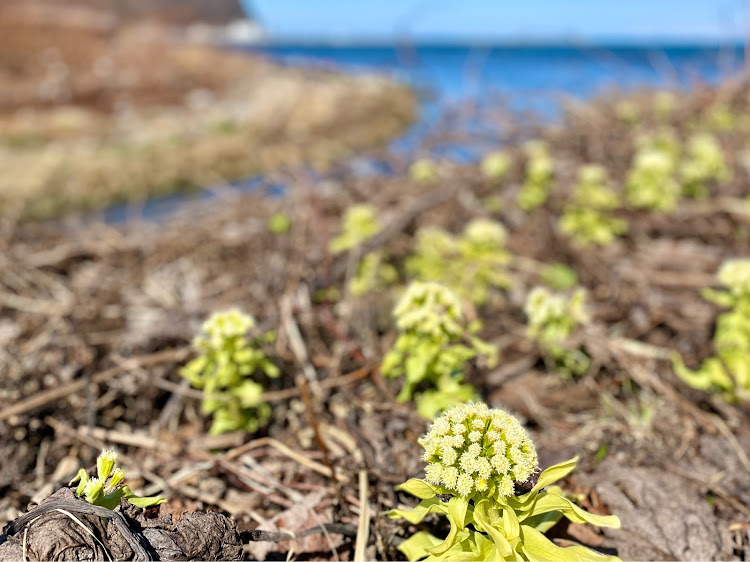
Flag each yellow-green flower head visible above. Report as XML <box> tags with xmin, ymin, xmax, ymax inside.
<box><xmin>329</xmin><ymin>204</ymin><xmax>381</xmax><ymax>253</ymax></box>
<box><xmin>717</xmin><ymin>259</ymin><xmax>750</xmax><ymax>299</ymax></box>
<box><xmin>578</xmin><ymin>164</ymin><xmax>608</xmax><ymax>187</ymax></box>
<box><xmin>480</xmin><ymin>150</ymin><xmax>511</xmax><ymax>180</ymax></box>
<box><xmin>525</xmin><ymin>286</ymin><xmax>589</xmax><ymax>335</ymax></box>
<box><xmin>393</xmin><ymin>282</ymin><xmax>464</xmax><ymax>339</ymax></box>
<box><xmin>97</xmin><ymin>449</ymin><xmax>117</xmax><ymax>480</ymax></box>
<box><xmin>84</xmin><ymin>477</ymin><xmax>104</xmax><ymax>504</ymax></box>
<box><xmin>197</xmin><ymin>309</ymin><xmax>256</xmax><ymax>351</ymax></box>
<box><xmin>634</xmin><ymin>149</ymin><xmax>674</xmax><ymax>174</ymax></box>
<box><xmin>462</xmin><ymin>218</ymin><xmax>507</xmax><ymax>249</ymax></box>
<box><xmin>108</xmin><ymin>467</ymin><xmax>125</xmax><ymax>491</ymax></box>
<box><xmin>419</xmin><ymin>403</ymin><xmax>538</xmax><ymax>499</ymax></box>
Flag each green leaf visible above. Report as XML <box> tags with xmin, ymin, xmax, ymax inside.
<box><xmin>386</xmin><ymin>496</ymin><xmax>448</xmax><ymax>524</ymax></box>
<box><xmin>97</xmin><ymin>489</ymin><xmax>125</xmax><ymax>510</ymax></box>
<box><xmin>515</xmin><ymin>457</ymin><xmax>579</xmax><ymax>506</ymax></box>
<box><xmin>501</xmin><ymin>503</ymin><xmax>521</xmax><ymax>543</ymax></box>
<box><xmin>427</xmin><ymin>496</ymin><xmax>469</xmax><ymax>556</ymax></box>
<box><xmin>525</xmin><ymin>492</ymin><xmax>621</xmax><ymax>529</ymax></box>
<box><xmin>69</xmin><ymin>469</ymin><xmax>90</xmax><ymax>498</ymax></box>
<box><xmin>121</xmin><ymin>485</ymin><xmax>167</xmax><ymax>508</ymax></box>
<box><xmin>397</xmin><ymin>531</ymin><xmax>443</xmax><ymax>561</ymax></box>
<box><xmin>396</xmin><ymin>478</ymin><xmax>441</xmax><ymax>499</ymax></box>
<box><xmin>431</xmin><ymin>534</ymin><xmax>481</xmax><ymax>562</ymax></box>
<box><xmin>473</xmin><ymin>499</ymin><xmax>513</xmax><ymax>558</ymax></box>
<box><xmin>519</xmin><ymin>524</ymin><xmax>621</xmax><ymax>562</ymax></box>
<box><xmin>522</xmin><ymin>510</ymin><xmax>564</xmax><ymax>533</ymax></box>
<box><xmin>472</xmin><ymin>531</ymin><xmax>503</xmax><ymax>562</ymax></box>
<box><xmin>448</xmin><ymin>495</ymin><xmax>470</xmax><ymax>528</ymax></box>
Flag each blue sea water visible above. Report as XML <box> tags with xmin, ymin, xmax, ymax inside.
<box><xmin>103</xmin><ymin>43</ymin><xmax>746</xmax><ymax>221</ymax></box>
<box><xmin>243</xmin><ymin>43</ymin><xmax>745</xmax><ymax>114</ymax></box>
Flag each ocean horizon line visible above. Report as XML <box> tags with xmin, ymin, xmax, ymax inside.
<box><xmin>238</xmin><ymin>36</ymin><xmax>748</xmax><ymax>50</ymax></box>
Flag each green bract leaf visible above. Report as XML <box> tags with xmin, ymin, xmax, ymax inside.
<box><xmin>472</xmin><ymin>531</ymin><xmax>503</xmax><ymax>561</ymax></box>
<box><xmin>527</xmin><ymin>492</ymin><xmax>621</xmax><ymax>528</ymax></box>
<box><xmin>121</xmin><ymin>485</ymin><xmax>167</xmax><ymax>508</ymax></box>
<box><xmin>522</xmin><ymin>510</ymin><xmax>565</xmax><ymax>533</ymax></box>
<box><xmin>386</xmin><ymin>496</ymin><xmax>448</xmax><ymax>524</ymax></box>
<box><xmin>397</xmin><ymin>531</ymin><xmax>443</xmax><ymax>561</ymax></box>
<box><xmin>516</xmin><ymin>456</ymin><xmax>579</xmax><ymax>506</ymax></box>
<box><xmin>473</xmin><ymin>499</ymin><xmax>513</xmax><ymax>558</ymax></box>
<box><xmin>70</xmin><ymin>468</ymin><xmax>90</xmax><ymax>498</ymax></box>
<box><xmin>396</xmin><ymin>478</ymin><xmax>441</xmax><ymax>499</ymax></box>
<box><xmin>427</xmin><ymin>496</ymin><xmax>470</xmax><ymax>556</ymax></box>
<box><xmin>519</xmin><ymin>525</ymin><xmax>620</xmax><ymax>562</ymax></box>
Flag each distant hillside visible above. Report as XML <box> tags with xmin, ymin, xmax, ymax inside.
<box><xmin>0</xmin><ymin>0</ymin><xmax>249</xmax><ymax>27</ymax></box>
<box><xmin>113</xmin><ymin>0</ymin><xmax>248</xmax><ymax>25</ymax></box>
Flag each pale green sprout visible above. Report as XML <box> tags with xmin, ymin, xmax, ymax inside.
<box><xmin>673</xmin><ymin>259</ymin><xmax>750</xmax><ymax>401</ymax></box>
<box><xmin>349</xmin><ymin>251</ymin><xmax>398</xmax><ymax>296</ymax></box>
<box><xmin>387</xmin><ymin>403</ymin><xmax>621</xmax><ymax>561</ymax></box>
<box><xmin>525</xmin><ymin>286</ymin><xmax>590</xmax><ymax>377</ymax></box>
<box><xmin>328</xmin><ymin>204</ymin><xmax>397</xmax><ymax>295</ymax></box>
<box><xmin>268</xmin><ymin>212</ymin><xmax>291</xmax><ymax>234</ymax></box>
<box><xmin>518</xmin><ymin>141</ymin><xmax>553</xmax><ymax>212</ymax></box>
<box><xmin>329</xmin><ymin>204</ymin><xmax>381</xmax><ymax>254</ymax></box>
<box><xmin>679</xmin><ymin>133</ymin><xmax>730</xmax><ymax>199</ymax></box>
<box><xmin>625</xmin><ymin>130</ymin><xmax>681</xmax><ymax>211</ymax></box>
<box><xmin>381</xmin><ymin>282</ymin><xmax>497</xmax><ymax>418</ymax></box>
<box><xmin>410</xmin><ymin>158</ymin><xmax>440</xmax><ymax>183</ymax></box>
<box><xmin>614</xmin><ymin>99</ymin><xmax>638</xmax><ymax>124</ymax></box>
<box><xmin>481</xmin><ymin>150</ymin><xmax>511</xmax><ymax>181</ymax></box>
<box><xmin>69</xmin><ymin>450</ymin><xmax>166</xmax><ymax>510</ymax></box>
<box><xmin>560</xmin><ymin>164</ymin><xmax>627</xmax><ymax>247</ymax></box>
<box><xmin>706</xmin><ymin>102</ymin><xmax>736</xmax><ymax>131</ymax></box>
<box><xmin>181</xmin><ymin>309</ymin><xmax>280</xmax><ymax>435</ymax></box>
<box><xmin>653</xmin><ymin>90</ymin><xmax>676</xmax><ymax>119</ymax></box>
<box><xmin>540</xmin><ymin>263</ymin><xmax>578</xmax><ymax>291</ymax></box>
<box><xmin>406</xmin><ymin>218</ymin><xmax>512</xmax><ymax>305</ymax></box>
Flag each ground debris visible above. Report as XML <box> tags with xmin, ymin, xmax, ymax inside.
<box><xmin>0</xmin><ymin>487</ymin><xmax>243</xmax><ymax>561</ymax></box>
<box><xmin>591</xmin><ymin>460</ymin><xmax>733</xmax><ymax>561</ymax></box>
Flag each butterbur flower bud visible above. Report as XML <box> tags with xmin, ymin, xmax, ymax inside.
<box><xmin>419</xmin><ymin>403</ymin><xmax>538</xmax><ymax>499</ymax></box>
<box><xmin>84</xmin><ymin>478</ymin><xmax>104</xmax><ymax>504</ymax></box>
<box><xmin>97</xmin><ymin>450</ymin><xmax>117</xmax><ymax>480</ymax></box>
<box><xmin>718</xmin><ymin>259</ymin><xmax>750</xmax><ymax>298</ymax></box>
<box><xmin>108</xmin><ymin>467</ymin><xmax>124</xmax><ymax>491</ymax></box>
<box><xmin>392</xmin><ymin>281</ymin><xmax>464</xmax><ymax>339</ymax></box>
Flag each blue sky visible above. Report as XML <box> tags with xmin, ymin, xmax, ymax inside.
<box><xmin>242</xmin><ymin>0</ymin><xmax>744</xmax><ymax>43</ymax></box>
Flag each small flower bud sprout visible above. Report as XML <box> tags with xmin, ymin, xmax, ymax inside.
<box><xmin>69</xmin><ymin>449</ymin><xmax>165</xmax><ymax>510</ymax></box>
<box><xmin>673</xmin><ymin>259</ymin><xmax>750</xmax><ymax>401</ymax></box>
<box><xmin>525</xmin><ymin>286</ymin><xmax>591</xmax><ymax>376</ymax></box>
<box><xmin>328</xmin><ymin>204</ymin><xmax>381</xmax><ymax>254</ymax></box>
<box><xmin>181</xmin><ymin>309</ymin><xmax>280</xmax><ymax>435</ymax></box>
<box><xmin>406</xmin><ymin>218</ymin><xmax>511</xmax><ymax>305</ymax></box>
<box><xmin>381</xmin><ymin>282</ymin><xmax>497</xmax><ymax>418</ymax></box>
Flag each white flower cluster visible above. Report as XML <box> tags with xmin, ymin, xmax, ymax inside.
<box><xmin>419</xmin><ymin>403</ymin><xmax>538</xmax><ymax>498</ymax></box>
<box><xmin>717</xmin><ymin>259</ymin><xmax>750</xmax><ymax>299</ymax></box>
<box><xmin>196</xmin><ymin>309</ymin><xmax>255</xmax><ymax>352</ymax></box>
<box><xmin>393</xmin><ymin>281</ymin><xmax>464</xmax><ymax>339</ymax></box>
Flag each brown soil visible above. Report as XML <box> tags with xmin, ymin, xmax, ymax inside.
<box><xmin>1</xmin><ymin>52</ymin><xmax>750</xmax><ymax>562</ymax></box>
